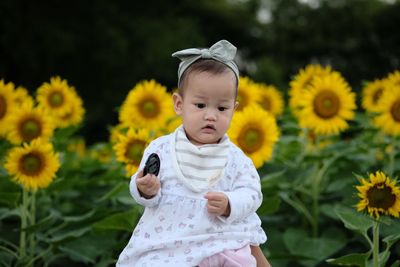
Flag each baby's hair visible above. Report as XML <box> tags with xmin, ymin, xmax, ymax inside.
<box><xmin>178</xmin><ymin>59</ymin><xmax>238</xmax><ymax>97</ymax></box>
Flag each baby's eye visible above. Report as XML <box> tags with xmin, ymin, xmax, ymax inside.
<box><xmin>195</xmin><ymin>103</ymin><xmax>206</xmax><ymax>109</ymax></box>
<box><xmin>218</xmin><ymin>106</ymin><xmax>228</xmax><ymax>111</ymax></box>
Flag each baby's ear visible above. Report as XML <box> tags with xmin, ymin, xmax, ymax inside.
<box><xmin>172</xmin><ymin>93</ymin><xmax>183</xmax><ymax>115</ymax></box>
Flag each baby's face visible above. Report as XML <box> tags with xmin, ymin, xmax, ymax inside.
<box><xmin>173</xmin><ymin>70</ymin><xmax>237</xmax><ymax>146</ymax></box>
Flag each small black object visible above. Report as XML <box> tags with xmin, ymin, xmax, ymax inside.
<box><xmin>143</xmin><ymin>153</ymin><xmax>160</xmax><ymax>176</ymax></box>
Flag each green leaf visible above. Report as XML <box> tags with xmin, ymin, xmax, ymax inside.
<box><xmin>96</xmin><ymin>182</ymin><xmax>128</xmax><ymax>202</ymax></box>
<box><xmin>63</xmin><ymin>209</ymin><xmax>96</xmax><ymax>222</ymax></box>
<box><xmin>0</xmin><ymin>208</ymin><xmax>19</xmax><ymax>220</ymax></box>
<box><xmin>257</xmin><ymin>195</ymin><xmax>281</xmax><ymax>215</ymax></box>
<box><xmin>92</xmin><ymin>207</ymin><xmax>141</xmax><ymax>232</ymax></box>
<box><xmin>260</xmin><ymin>170</ymin><xmax>287</xmax><ymax>189</ymax></box>
<box><xmin>21</xmin><ymin>212</ymin><xmax>56</xmax><ymax>233</ymax></box>
<box><xmin>43</xmin><ymin>226</ymin><xmax>91</xmax><ymax>243</ymax></box>
<box><xmin>390</xmin><ymin>260</ymin><xmax>400</xmax><ymax>267</ymax></box>
<box><xmin>334</xmin><ymin>205</ymin><xmax>374</xmax><ymax>235</ymax></box>
<box><xmin>383</xmin><ymin>233</ymin><xmax>400</xmax><ymax>248</ymax></box>
<box><xmin>283</xmin><ymin>228</ymin><xmax>346</xmax><ymax>262</ymax></box>
<box><xmin>326</xmin><ymin>252</ymin><xmax>370</xmax><ymax>266</ymax></box>
<box><xmin>378</xmin><ymin>250</ymin><xmax>390</xmax><ymax>267</ymax></box>
<box><xmin>0</xmin><ymin>192</ymin><xmax>20</xmax><ymax>207</ymax></box>
<box><xmin>59</xmin><ymin>232</ymin><xmax>118</xmax><ymax>264</ymax></box>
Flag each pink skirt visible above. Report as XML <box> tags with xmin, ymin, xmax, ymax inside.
<box><xmin>198</xmin><ymin>245</ymin><xmax>256</xmax><ymax>267</ymax></box>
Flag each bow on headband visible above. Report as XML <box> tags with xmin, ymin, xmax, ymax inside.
<box><xmin>172</xmin><ymin>40</ymin><xmax>240</xmax><ymax>85</ymax></box>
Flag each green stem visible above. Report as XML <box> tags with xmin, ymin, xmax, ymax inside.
<box><xmin>29</xmin><ymin>192</ymin><xmax>36</xmax><ymax>264</ymax></box>
<box><xmin>387</xmin><ymin>140</ymin><xmax>396</xmax><ymax>178</ymax></box>
<box><xmin>312</xmin><ymin>167</ymin><xmax>323</xmax><ymax>237</ymax></box>
<box><xmin>372</xmin><ymin>221</ymin><xmax>380</xmax><ymax>267</ymax></box>
<box><xmin>19</xmin><ymin>189</ymin><xmax>29</xmax><ymax>260</ymax></box>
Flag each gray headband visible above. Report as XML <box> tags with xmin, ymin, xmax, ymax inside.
<box><xmin>172</xmin><ymin>40</ymin><xmax>240</xmax><ymax>86</ymax></box>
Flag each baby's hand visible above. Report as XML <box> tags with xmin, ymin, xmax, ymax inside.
<box><xmin>204</xmin><ymin>192</ymin><xmax>230</xmax><ymax>217</ymax></box>
<box><xmin>136</xmin><ymin>170</ymin><xmax>160</xmax><ymax>199</ymax></box>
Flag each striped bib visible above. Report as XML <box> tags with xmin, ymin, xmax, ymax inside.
<box><xmin>171</xmin><ymin>126</ymin><xmax>229</xmax><ymax>192</ymax></box>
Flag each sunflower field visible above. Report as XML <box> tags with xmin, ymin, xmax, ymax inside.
<box><xmin>1</xmin><ymin>65</ymin><xmax>400</xmax><ymax>267</ymax></box>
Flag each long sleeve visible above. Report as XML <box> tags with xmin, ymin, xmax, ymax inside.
<box><xmin>219</xmin><ymin>151</ymin><xmax>263</xmax><ymax>223</ymax></box>
<box><xmin>129</xmin><ymin>141</ymin><xmax>162</xmax><ymax>207</ymax></box>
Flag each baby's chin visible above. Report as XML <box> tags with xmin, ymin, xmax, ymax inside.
<box><xmin>189</xmin><ymin>136</ymin><xmax>220</xmax><ymax>146</ymax></box>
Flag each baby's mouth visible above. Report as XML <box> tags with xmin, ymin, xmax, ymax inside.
<box><xmin>203</xmin><ymin>125</ymin><xmax>216</xmax><ymax>130</ymax></box>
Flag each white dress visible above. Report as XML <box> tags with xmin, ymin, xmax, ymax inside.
<box><xmin>116</xmin><ymin>133</ymin><xmax>267</xmax><ymax>267</ymax></box>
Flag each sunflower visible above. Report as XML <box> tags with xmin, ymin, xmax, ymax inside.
<box><xmin>297</xmin><ymin>72</ymin><xmax>356</xmax><ymax>136</ymax></box>
<box><xmin>256</xmin><ymin>83</ymin><xmax>284</xmax><ymax>116</ymax></box>
<box><xmin>289</xmin><ymin>64</ymin><xmax>332</xmax><ymax>116</ymax></box>
<box><xmin>361</xmin><ymin>79</ymin><xmax>386</xmax><ymax>113</ymax></box>
<box><xmin>119</xmin><ymin>80</ymin><xmax>173</xmax><ymax>130</ymax></box>
<box><xmin>165</xmin><ymin>115</ymin><xmax>182</xmax><ymax>134</ymax></box>
<box><xmin>236</xmin><ymin>76</ymin><xmax>261</xmax><ymax>111</ymax></box>
<box><xmin>67</xmin><ymin>138</ymin><xmax>86</xmax><ymax>157</ymax></box>
<box><xmin>89</xmin><ymin>143</ymin><xmax>113</xmax><ymax>163</ymax></box>
<box><xmin>109</xmin><ymin>123</ymin><xmax>129</xmax><ymax>144</ymax></box>
<box><xmin>4</xmin><ymin>138</ymin><xmax>60</xmax><ymax>191</ymax></box>
<box><xmin>0</xmin><ymin>79</ymin><xmax>16</xmax><ymax>136</ymax></box>
<box><xmin>373</xmin><ymin>85</ymin><xmax>400</xmax><ymax>136</ymax></box>
<box><xmin>113</xmin><ymin>128</ymin><xmax>151</xmax><ymax>176</ymax></box>
<box><xmin>57</xmin><ymin>91</ymin><xmax>85</xmax><ymax>128</ymax></box>
<box><xmin>6</xmin><ymin>104</ymin><xmax>55</xmax><ymax>145</ymax></box>
<box><xmin>356</xmin><ymin>171</ymin><xmax>400</xmax><ymax>219</ymax></box>
<box><xmin>228</xmin><ymin>105</ymin><xmax>279</xmax><ymax>168</ymax></box>
<box><xmin>14</xmin><ymin>86</ymin><xmax>34</xmax><ymax>108</ymax></box>
<box><xmin>385</xmin><ymin>70</ymin><xmax>400</xmax><ymax>87</ymax></box>
<box><xmin>36</xmin><ymin>76</ymin><xmax>76</xmax><ymax>117</ymax></box>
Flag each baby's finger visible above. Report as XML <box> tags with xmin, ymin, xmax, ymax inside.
<box><xmin>136</xmin><ymin>175</ymin><xmax>151</xmax><ymax>186</ymax></box>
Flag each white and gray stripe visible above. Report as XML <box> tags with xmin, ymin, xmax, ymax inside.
<box><xmin>171</xmin><ymin>126</ymin><xmax>229</xmax><ymax>192</ymax></box>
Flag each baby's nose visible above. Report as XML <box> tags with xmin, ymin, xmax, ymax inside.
<box><xmin>204</xmin><ymin>109</ymin><xmax>217</xmax><ymax>121</ymax></box>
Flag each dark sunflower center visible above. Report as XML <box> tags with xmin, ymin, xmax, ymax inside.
<box><xmin>48</xmin><ymin>91</ymin><xmax>64</xmax><ymax>107</ymax></box>
<box><xmin>313</xmin><ymin>90</ymin><xmax>340</xmax><ymax>119</ymax></box>
<box><xmin>261</xmin><ymin>97</ymin><xmax>271</xmax><ymax>111</ymax></box>
<box><xmin>20</xmin><ymin>152</ymin><xmax>44</xmax><ymax>176</ymax></box>
<box><xmin>238</xmin><ymin>126</ymin><xmax>263</xmax><ymax>153</ymax></box>
<box><xmin>139</xmin><ymin>99</ymin><xmax>159</xmax><ymax>118</ymax></box>
<box><xmin>0</xmin><ymin>95</ymin><xmax>7</xmax><ymax>119</ymax></box>
<box><xmin>20</xmin><ymin>119</ymin><xmax>42</xmax><ymax>142</ymax></box>
<box><xmin>125</xmin><ymin>141</ymin><xmax>146</xmax><ymax>164</ymax></box>
<box><xmin>390</xmin><ymin>99</ymin><xmax>400</xmax><ymax>122</ymax></box>
<box><xmin>367</xmin><ymin>183</ymin><xmax>396</xmax><ymax>210</ymax></box>
<box><xmin>372</xmin><ymin>88</ymin><xmax>383</xmax><ymax>104</ymax></box>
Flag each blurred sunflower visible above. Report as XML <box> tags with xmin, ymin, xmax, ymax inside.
<box><xmin>165</xmin><ymin>115</ymin><xmax>182</xmax><ymax>134</ymax></box>
<box><xmin>361</xmin><ymin>79</ymin><xmax>386</xmax><ymax>113</ymax></box>
<box><xmin>89</xmin><ymin>143</ymin><xmax>113</xmax><ymax>163</ymax></box>
<box><xmin>113</xmin><ymin>128</ymin><xmax>151</xmax><ymax>176</ymax></box>
<box><xmin>228</xmin><ymin>105</ymin><xmax>279</xmax><ymax>168</ymax></box>
<box><xmin>298</xmin><ymin>72</ymin><xmax>356</xmax><ymax>136</ymax></box>
<box><xmin>385</xmin><ymin>70</ymin><xmax>400</xmax><ymax>87</ymax></box>
<box><xmin>4</xmin><ymin>138</ymin><xmax>60</xmax><ymax>191</ymax></box>
<box><xmin>119</xmin><ymin>80</ymin><xmax>173</xmax><ymax>130</ymax></box>
<box><xmin>57</xmin><ymin>91</ymin><xmax>85</xmax><ymax>128</ymax></box>
<box><xmin>67</xmin><ymin>138</ymin><xmax>86</xmax><ymax>158</ymax></box>
<box><xmin>36</xmin><ymin>76</ymin><xmax>75</xmax><ymax>118</ymax></box>
<box><xmin>14</xmin><ymin>86</ymin><xmax>34</xmax><ymax>108</ymax></box>
<box><xmin>6</xmin><ymin>104</ymin><xmax>55</xmax><ymax>145</ymax></box>
<box><xmin>0</xmin><ymin>80</ymin><xmax>16</xmax><ymax>136</ymax></box>
<box><xmin>236</xmin><ymin>77</ymin><xmax>261</xmax><ymax>111</ymax></box>
<box><xmin>373</xmin><ymin>85</ymin><xmax>400</xmax><ymax>136</ymax></box>
<box><xmin>257</xmin><ymin>83</ymin><xmax>284</xmax><ymax>116</ymax></box>
<box><xmin>109</xmin><ymin>123</ymin><xmax>129</xmax><ymax>144</ymax></box>
<box><xmin>289</xmin><ymin>64</ymin><xmax>332</xmax><ymax>116</ymax></box>
<box><xmin>356</xmin><ymin>171</ymin><xmax>400</xmax><ymax>219</ymax></box>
